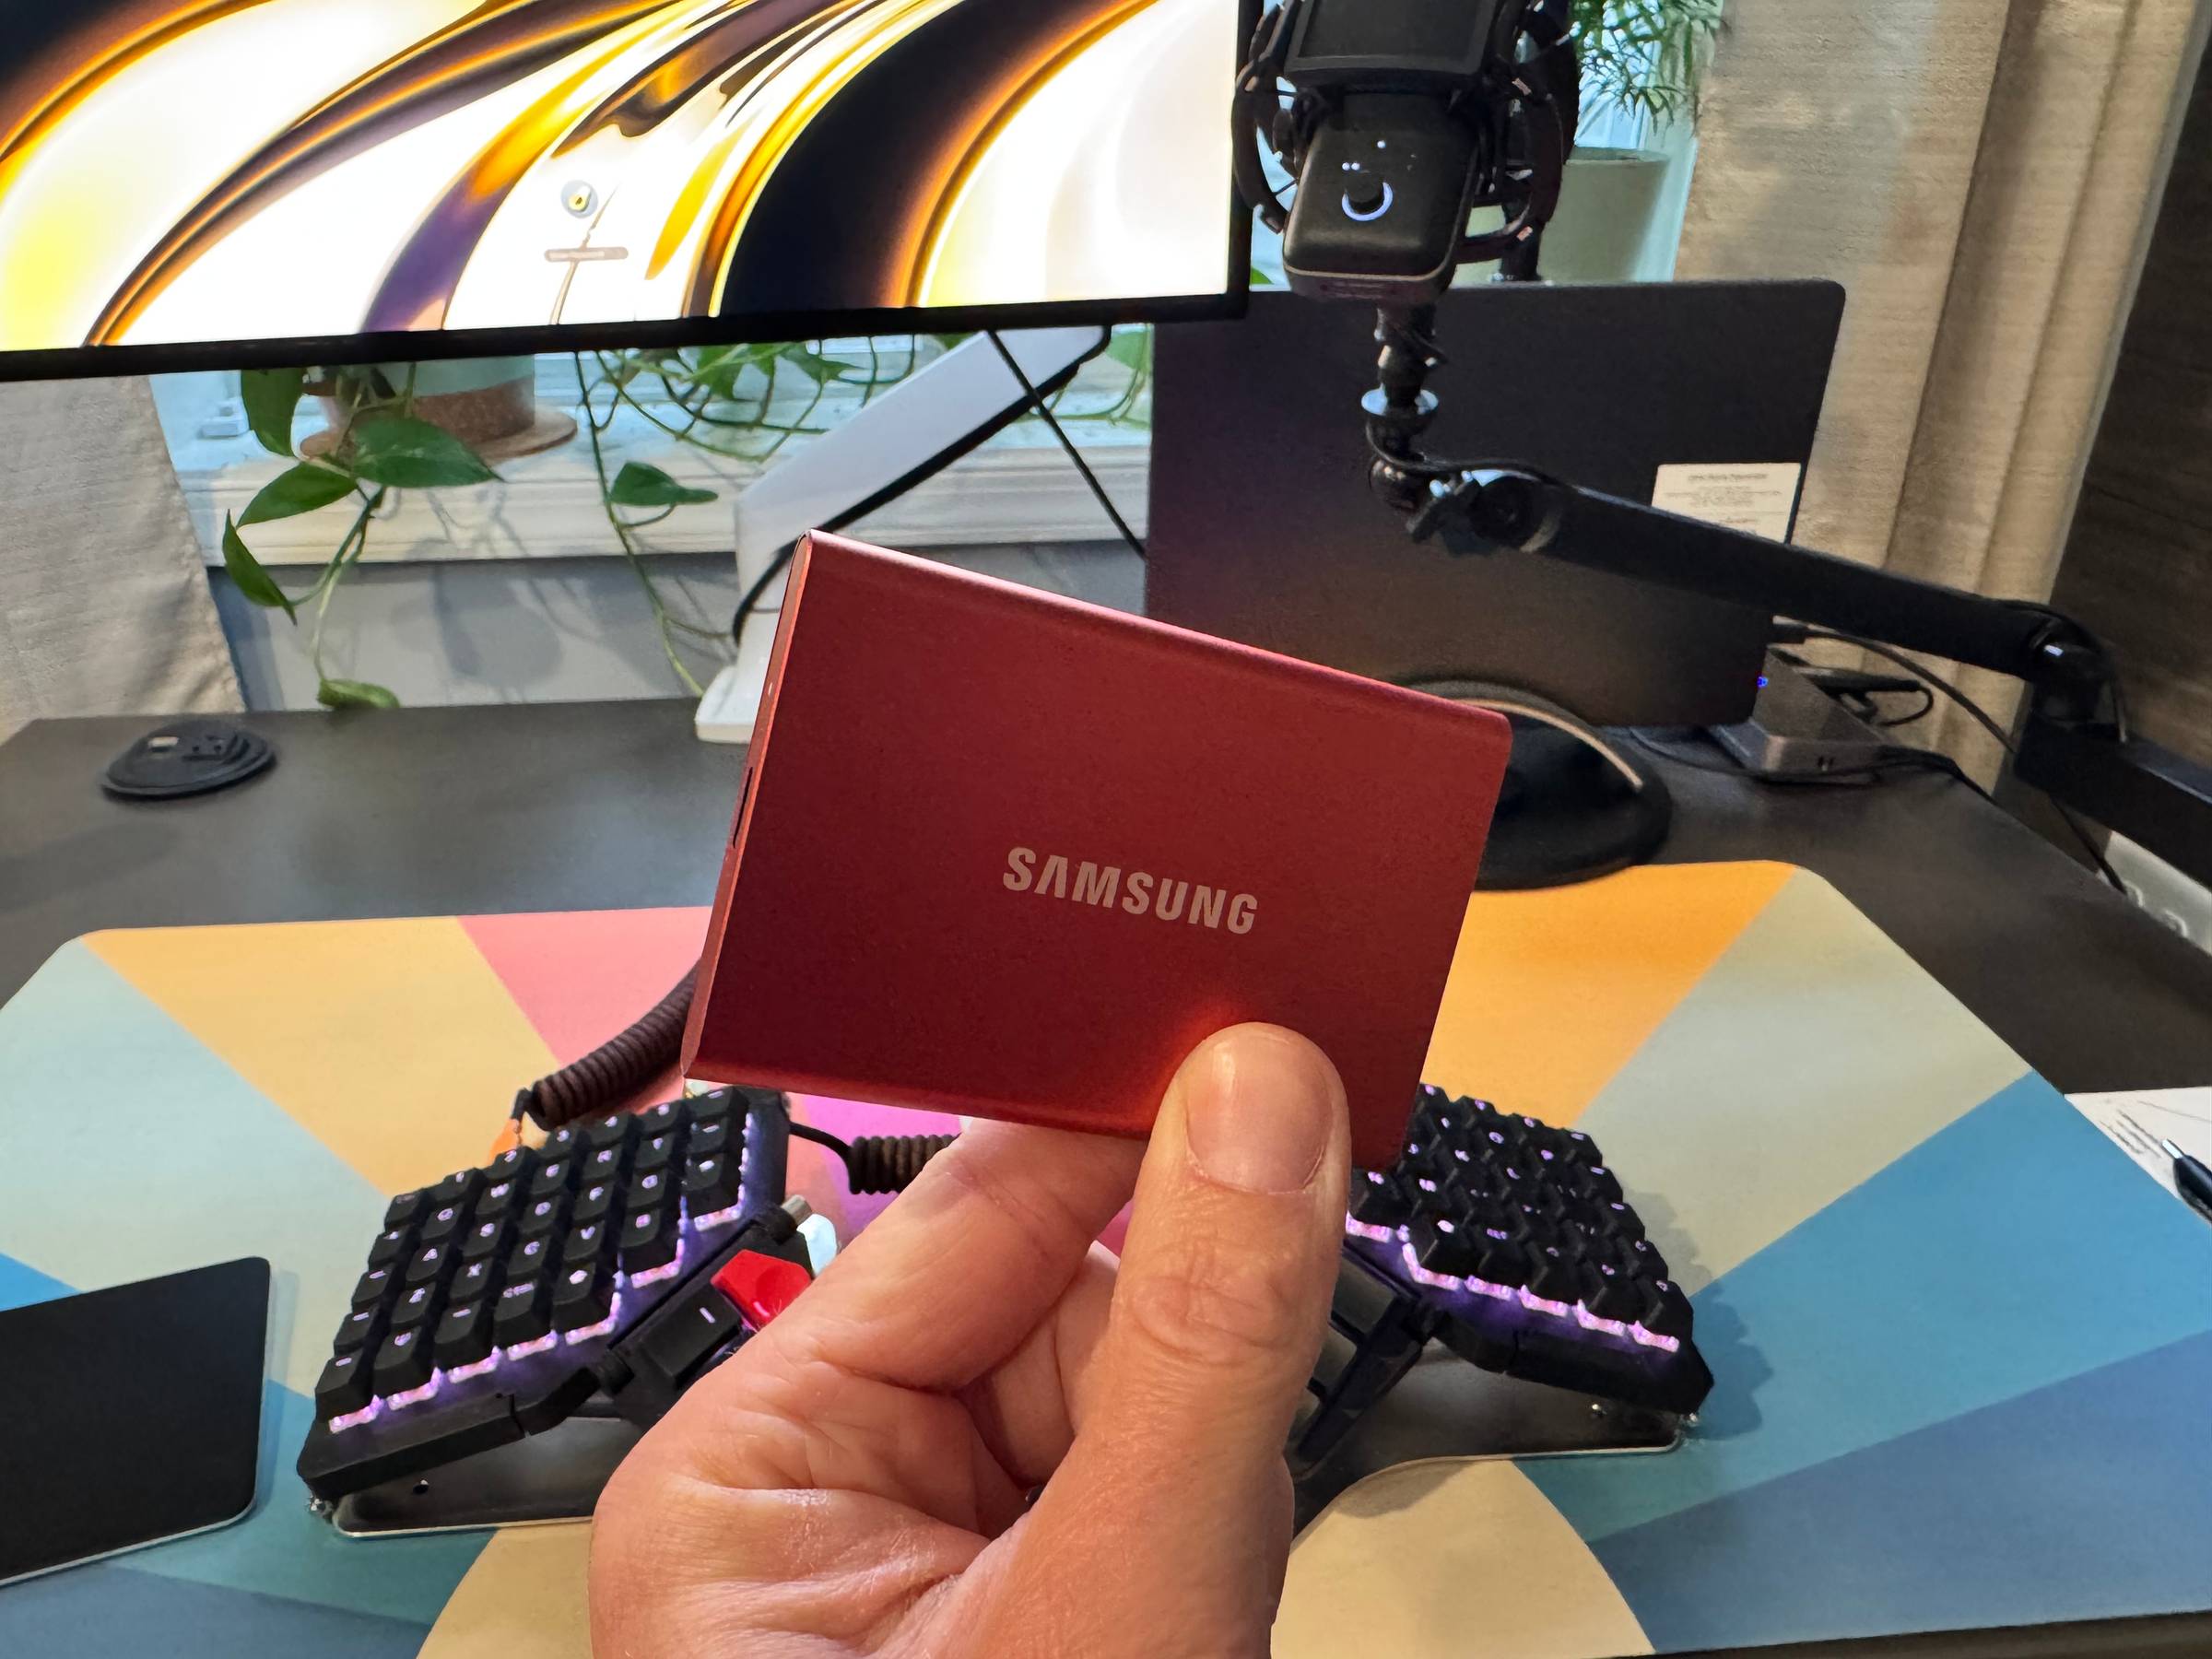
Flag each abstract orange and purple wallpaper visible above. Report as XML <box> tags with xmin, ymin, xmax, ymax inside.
<box><xmin>0</xmin><ymin>0</ymin><xmax>1238</xmax><ymax>350</ymax></box>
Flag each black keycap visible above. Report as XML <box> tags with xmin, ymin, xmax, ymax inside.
<box><xmin>1623</xmin><ymin>1236</ymin><xmax>1669</xmax><ymax>1281</ymax></box>
<box><xmin>572</xmin><ymin>1181</ymin><xmax>618</xmax><ymax>1226</ymax></box>
<box><xmin>517</xmin><ymin>1194</ymin><xmax>570</xmax><ymax>1239</ymax></box>
<box><xmin>1579</xmin><ymin>1260</ymin><xmax>1642</xmax><ymax>1324</ymax></box>
<box><xmin>383</xmin><ymin>1189</ymin><xmax>429</xmax><ymax>1230</ymax></box>
<box><xmin>367</xmin><ymin>1224</ymin><xmax>416</xmax><ymax>1269</ymax></box>
<box><xmin>1571</xmin><ymin>1162</ymin><xmax>1624</xmax><ymax>1205</ymax></box>
<box><xmin>541</xmin><ymin>1125</ymin><xmax>584</xmax><ymax>1161</ymax></box>
<box><xmin>1459</xmin><ymin>1193</ymin><xmax>1509</xmax><ymax>1233</ymax></box>
<box><xmin>390</xmin><ymin>1280</ymin><xmax>442</xmax><ymax>1333</ymax></box>
<box><xmin>1409</xmin><ymin>1213</ymin><xmax>1478</xmax><ymax>1277</ymax></box>
<box><xmin>1590</xmin><ymin>1200</ymin><xmax>1644</xmax><ymax>1243</ymax></box>
<box><xmin>551</xmin><ymin>1260</ymin><xmax>616</xmax><ymax>1332</ymax></box>
<box><xmin>432</xmin><ymin>1300</ymin><xmax>495</xmax><ymax>1370</ymax></box>
<box><xmin>634</xmin><ymin>1101</ymin><xmax>682</xmax><ymax>1138</ymax></box>
<box><xmin>687</xmin><ymin>1118</ymin><xmax>731</xmax><ymax>1159</ymax></box>
<box><xmin>485</xmin><ymin>1147</ymin><xmax>536</xmax><ymax>1189</ymax></box>
<box><xmin>451</xmin><ymin>1256</ymin><xmax>499</xmax><ymax>1304</ymax></box>
<box><xmin>641</xmin><ymin>1279</ymin><xmax>745</xmax><ymax>1385</ymax></box>
<box><xmin>418</xmin><ymin>1201</ymin><xmax>467</xmax><ymax>1246</ymax></box>
<box><xmin>508</xmin><ymin>1235</ymin><xmax>557</xmax><ymax>1282</ymax></box>
<box><xmin>476</xmin><ymin>1177</ymin><xmax>522</xmax><ymax>1220</ymax></box>
<box><xmin>682</xmin><ymin>1150</ymin><xmax>741</xmax><ymax>1212</ymax></box>
<box><xmin>1469</xmin><ymin>1230</ymin><xmax>1529</xmax><ymax>1288</ymax></box>
<box><xmin>406</xmin><ymin>1241</ymin><xmax>459</xmax><ymax>1287</ymax></box>
<box><xmin>687</xmin><ymin>1089</ymin><xmax>735</xmax><ymax>1128</ymax></box>
<box><xmin>619</xmin><ymin>1206</ymin><xmax>677</xmax><ymax>1276</ymax></box>
<box><xmin>1524</xmin><ymin>1244</ymin><xmax>1579</xmax><ymax>1307</ymax></box>
<box><xmin>351</xmin><ymin>1265</ymin><xmax>398</xmax><ymax>1309</ymax></box>
<box><xmin>1557</xmin><ymin>1127</ymin><xmax>1600</xmax><ymax>1167</ymax></box>
<box><xmin>1636</xmin><ymin>1278</ymin><xmax>1694</xmax><ymax>1343</ymax></box>
<box><xmin>430</xmin><ymin>1167</ymin><xmax>485</xmax><ymax>1208</ymax></box>
<box><xmin>334</xmin><ymin>1305</ymin><xmax>384</xmax><ymax>1355</ymax></box>
<box><xmin>492</xmin><ymin>1276</ymin><xmax>552</xmax><ymax>1347</ymax></box>
<box><xmin>1349</xmin><ymin>1168</ymin><xmax>1412</xmax><ymax>1230</ymax></box>
<box><xmin>1552</xmin><ymin>1221</ymin><xmax>1594</xmax><ymax>1262</ymax></box>
<box><xmin>629</xmin><ymin>1168</ymin><xmax>674</xmax><ymax>1211</ymax></box>
<box><xmin>562</xmin><ymin>1218</ymin><xmax>614</xmax><ymax>1268</ymax></box>
<box><xmin>583</xmin><ymin>1142</ymin><xmax>629</xmax><ymax>1183</ymax></box>
<box><xmin>460</xmin><ymin>1215</ymin><xmax>512</xmax><ymax>1262</ymax></box>
<box><xmin>371</xmin><ymin>1327</ymin><xmax>434</xmax><ymax>1395</ymax></box>
<box><xmin>584</xmin><ymin>1112</ymin><xmax>634</xmax><ymax>1151</ymax></box>
<box><xmin>315</xmin><ymin>1350</ymin><xmax>373</xmax><ymax>1419</ymax></box>
<box><xmin>632</xmin><ymin>1132</ymin><xmax>681</xmax><ymax>1185</ymax></box>
<box><xmin>530</xmin><ymin>1158</ymin><xmax>577</xmax><ymax>1200</ymax></box>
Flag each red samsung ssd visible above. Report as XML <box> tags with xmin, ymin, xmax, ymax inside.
<box><xmin>682</xmin><ymin>533</ymin><xmax>1511</xmax><ymax>1170</ymax></box>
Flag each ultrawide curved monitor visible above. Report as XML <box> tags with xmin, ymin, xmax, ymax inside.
<box><xmin>0</xmin><ymin>0</ymin><xmax>1251</xmax><ymax>376</ymax></box>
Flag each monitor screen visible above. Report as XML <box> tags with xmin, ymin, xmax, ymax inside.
<box><xmin>0</xmin><ymin>0</ymin><xmax>1249</xmax><ymax>374</ymax></box>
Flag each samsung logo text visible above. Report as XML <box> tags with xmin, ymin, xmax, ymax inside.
<box><xmin>1003</xmin><ymin>847</ymin><xmax>1256</xmax><ymax>935</ymax></box>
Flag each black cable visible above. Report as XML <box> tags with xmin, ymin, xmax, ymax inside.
<box><xmin>1794</xmin><ymin>629</ymin><xmax>2128</xmax><ymax>894</ymax></box>
<box><xmin>985</xmin><ymin>330</ymin><xmax>1147</xmax><ymax>560</ymax></box>
<box><xmin>791</xmin><ymin>1121</ymin><xmax>959</xmax><ymax>1194</ymax></box>
<box><xmin>513</xmin><ymin>963</ymin><xmax>699</xmax><ymax>1128</ymax></box>
<box><xmin>787</xmin><ymin>1121</ymin><xmax>853</xmax><ymax>1160</ymax></box>
<box><xmin>731</xmin><ymin>540</ymin><xmax>796</xmax><ymax>652</ymax></box>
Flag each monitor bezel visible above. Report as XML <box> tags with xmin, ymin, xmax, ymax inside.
<box><xmin>0</xmin><ymin>0</ymin><xmax>1258</xmax><ymax>383</ymax></box>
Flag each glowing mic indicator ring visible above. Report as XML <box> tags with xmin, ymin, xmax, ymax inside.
<box><xmin>1342</xmin><ymin>180</ymin><xmax>1393</xmax><ymax>221</ymax></box>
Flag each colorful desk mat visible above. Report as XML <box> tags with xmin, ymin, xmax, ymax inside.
<box><xmin>0</xmin><ymin>863</ymin><xmax>2207</xmax><ymax>1658</ymax></box>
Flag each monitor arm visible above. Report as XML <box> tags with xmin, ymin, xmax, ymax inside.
<box><xmin>1363</xmin><ymin>301</ymin><xmax>2212</xmax><ymax>885</ymax></box>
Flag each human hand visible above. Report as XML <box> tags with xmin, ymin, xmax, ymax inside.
<box><xmin>589</xmin><ymin>1023</ymin><xmax>1350</xmax><ymax>1658</ymax></box>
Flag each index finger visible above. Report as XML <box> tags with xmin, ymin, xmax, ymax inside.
<box><xmin>743</xmin><ymin>1119</ymin><xmax>1143</xmax><ymax>1393</ymax></box>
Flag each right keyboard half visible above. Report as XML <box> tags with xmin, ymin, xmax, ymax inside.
<box><xmin>1345</xmin><ymin>1087</ymin><xmax>1714</xmax><ymax>1416</ymax></box>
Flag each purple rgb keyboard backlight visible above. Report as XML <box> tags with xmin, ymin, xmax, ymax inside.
<box><xmin>1343</xmin><ymin>1226</ymin><xmax>1685</xmax><ymax>1352</ymax></box>
<box><xmin>328</xmin><ymin>1186</ymin><xmax>764</xmax><ymax>1431</ymax></box>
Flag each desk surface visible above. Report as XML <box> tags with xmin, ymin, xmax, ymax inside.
<box><xmin>8</xmin><ymin>700</ymin><xmax>2212</xmax><ymax>1659</ymax></box>
<box><xmin>6</xmin><ymin>700</ymin><xmax>2210</xmax><ymax>1093</ymax></box>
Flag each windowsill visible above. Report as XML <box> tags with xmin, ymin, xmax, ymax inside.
<box><xmin>176</xmin><ymin>401</ymin><xmax>1150</xmax><ymax>569</ymax></box>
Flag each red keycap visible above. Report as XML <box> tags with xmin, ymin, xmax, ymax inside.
<box><xmin>710</xmin><ymin>1250</ymin><xmax>811</xmax><ymax>1330</ymax></box>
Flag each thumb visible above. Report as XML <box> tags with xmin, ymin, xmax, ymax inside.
<box><xmin>994</xmin><ymin>1024</ymin><xmax>1350</xmax><ymax>1655</ymax></box>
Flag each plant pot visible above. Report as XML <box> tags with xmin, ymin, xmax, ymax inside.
<box><xmin>304</xmin><ymin>355</ymin><xmax>575</xmax><ymax>464</ymax></box>
<box><xmin>1455</xmin><ymin>147</ymin><xmax>1677</xmax><ymax>285</ymax></box>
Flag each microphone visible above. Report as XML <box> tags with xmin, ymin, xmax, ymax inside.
<box><xmin>1233</xmin><ymin>0</ymin><xmax>1577</xmax><ymax>300</ymax></box>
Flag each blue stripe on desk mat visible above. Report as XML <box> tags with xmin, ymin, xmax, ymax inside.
<box><xmin>127</xmin><ymin>1381</ymin><xmax>487</xmax><ymax>1628</ymax></box>
<box><xmin>0</xmin><ymin>1563</ymin><xmax>430</xmax><ymax>1659</ymax></box>
<box><xmin>0</xmin><ymin>1251</ymin><xmax>71</xmax><ymax>1312</ymax></box>
<box><xmin>1595</xmin><ymin>1325</ymin><xmax>2212</xmax><ymax>1651</ymax></box>
<box><xmin>1529</xmin><ymin>1073</ymin><xmax>2212</xmax><ymax>1549</ymax></box>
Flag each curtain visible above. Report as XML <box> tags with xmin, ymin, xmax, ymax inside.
<box><xmin>1677</xmin><ymin>0</ymin><xmax>2209</xmax><ymax>775</ymax></box>
<box><xmin>0</xmin><ymin>376</ymin><xmax>241</xmax><ymax>741</ymax></box>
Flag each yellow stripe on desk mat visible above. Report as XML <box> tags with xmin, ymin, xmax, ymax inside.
<box><xmin>1423</xmin><ymin>861</ymin><xmax>1795</xmax><ymax>1125</ymax></box>
<box><xmin>1280</xmin><ymin>1460</ymin><xmax>1653</xmax><ymax>1658</ymax></box>
<box><xmin>85</xmin><ymin>918</ymin><xmax>558</xmax><ymax>1194</ymax></box>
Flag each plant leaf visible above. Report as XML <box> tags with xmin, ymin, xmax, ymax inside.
<box><xmin>606</xmin><ymin>460</ymin><xmax>716</xmax><ymax>508</ymax></box>
<box><xmin>1106</xmin><ymin>329</ymin><xmax>1152</xmax><ymax>372</ymax></box>
<box><xmin>240</xmin><ymin>368</ymin><xmax>304</xmax><ymax>458</ymax></box>
<box><xmin>347</xmin><ymin>416</ymin><xmax>499</xmax><ymax>488</ymax></box>
<box><xmin>1250</xmin><ymin>265</ymin><xmax>1275</xmax><ymax>287</ymax></box>
<box><xmin>317</xmin><ymin>677</ymin><xmax>400</xmax><ymax>709</ymax></box>
<box><xmin>775</xmin><ymin>344</ymin><xmax>843</xmax><ymax>384</ymax></box>
<box><xmin>220</xmin><ymin>514</ymin><xmax>296</xmax><ymax>618</ymax></box>
<box><xmin>239</xmin><ymin>463</ymin><xmax>356</xmax><ymax>526</ymax></box>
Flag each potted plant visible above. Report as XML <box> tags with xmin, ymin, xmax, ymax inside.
<box><xmin>1456</xmin><ymin>0</ymin><xmax>1724</xmax><ymax>283</ymax></box>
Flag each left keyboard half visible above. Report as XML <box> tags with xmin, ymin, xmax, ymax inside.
<box><xmin>299</xmin><ymin>1087</ymin><xmax>800</xmax><ymax>1503</ymax></box>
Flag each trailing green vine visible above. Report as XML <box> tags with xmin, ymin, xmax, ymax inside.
<box><xmin>221</xmin><ymin>329</ymin><xmax>1154</xmax><ymax>707</ymax></box>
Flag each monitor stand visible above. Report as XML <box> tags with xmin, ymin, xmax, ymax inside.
<box><xmin>1406</xmin><ymin>683</ymin><xmax>1674</xmax><ymax>890</ymax></box>
<box><xmin>695</xmin><ymin>325</ymin><xmax>1110</xmax><ymax>743</ymax></box>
